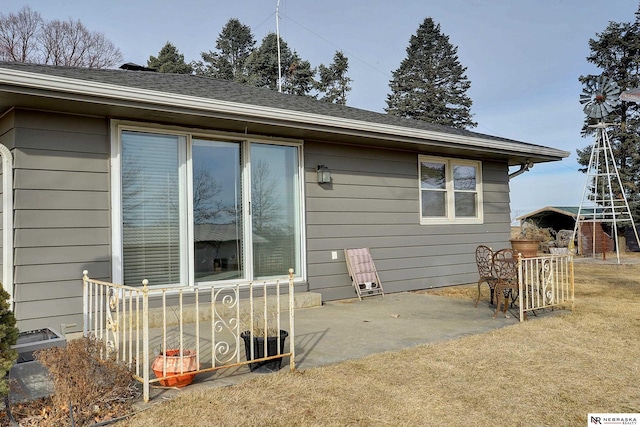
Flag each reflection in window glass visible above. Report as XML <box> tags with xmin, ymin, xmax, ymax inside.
<box><xmin>421</xmin><ymin>162</ymin><xmax>446</xmax><ymax>189</ymax></box>
<box><xmin>419</xmin><ymin>155</ymin><xmax>481</xmax><ymax>223</ymax></box>
<box><xmin>455</xmin><ymin>192</ymin><xmax>477</xmax><ymax>217</ymax></box>
<box><xmin>192</xmin><ymin>140</ymin><xmax>243</xmax><ymax>282</ymax></box>
<box><xmin>422</xmin><ymin>191</ymin><xmax>447</xmax><ymax>217</ymax></box>
<box><xmin>251</xmin><ymin>143</ymin><xmax>300</xmax><ymax>278</ymax></box>
<box><xmin>453</xmin><ymin>165</ymin><xmax>476</xmax><ymax>190</ymax></box>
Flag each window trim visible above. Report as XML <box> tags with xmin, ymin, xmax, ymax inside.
<box><xmin>110</xmin><ymin>120</ymin><xmax>306</xmax><ymax>288</ymax></box>
<box><xmin>418</xmin><ymin>155</ymin><xmax>483</xmax><ymax>225</ymax></box>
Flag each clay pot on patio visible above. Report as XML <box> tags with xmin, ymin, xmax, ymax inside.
<box><xmin>509</xmin><ymin>239</ymin><xmax>539</xmax><ymax>258</ymax></box>
<box><xmin>151</xmin><ymin>349</ymin><xmax>198</xmax><ymax>388</ymax></box>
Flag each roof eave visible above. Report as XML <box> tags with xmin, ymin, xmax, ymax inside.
<box><xmin>0</xmin><ymin>68</ymin><xmax>569</xmax><ymax>162</ymax></box>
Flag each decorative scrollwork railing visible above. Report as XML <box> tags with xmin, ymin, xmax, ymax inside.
<box><xmin>517</xmin><ymin>254</ymin><xmax>574</xmax><ymax>321</ymax></box>
<box><xmin>82</xmin><ymin>269</ymin><xmax>296</xmax><ymax>403</ymax></box>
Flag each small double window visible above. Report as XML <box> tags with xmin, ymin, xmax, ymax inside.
<box><xmin>419</xmin><ymin>155</ymin><xmax>483</xmax><ymax>224</ymax></box>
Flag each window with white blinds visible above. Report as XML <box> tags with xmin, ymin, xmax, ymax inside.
<box><xmin>121</xmin><ymin>131</ymin><xmax>186</xmax><ymax>286</ymax></box>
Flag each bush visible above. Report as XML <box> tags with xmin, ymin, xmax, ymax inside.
<box><xmin>0</xmin><ymin>287</ymin><xmax>18</xmax><ymax>397</ymax></box>
<box><xmin>34</xmin><ymin>336</ymin><xmax>140</xmax><ymax>426</ymax></box>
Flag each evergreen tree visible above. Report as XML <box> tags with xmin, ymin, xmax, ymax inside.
<box><xmin>386</xmin><ymin>17</ymin><xmax>476</xmax><ymax>129</ymax></box>
<box><xmin>282</xmin><ymin>52</ymin><xmax>315</xmax><ymax>96</ymax></box>
<box><xmin>193</xmin><ymin>19</ymin><xmax>336</xmax><ymax>99</ymax></box>
<box><xmin>577</xmin><ymin>5</ymin><xmax>640</xmax><ymax>220</ymax></box>
<box><xmin>147</xmin><ymin>42</ymin><xmax>193</xmax><ymax>74</ymax></box>
<box><xmin>0</xmin><ymin>287</ymin><xmax>18</xmax><ymax>397</ymax></box>
<box><xmin>316</xmin><ymin>51</ymin><xmax>352</xmax><ymax>105</ymax></box>
<box><xmin>244</xmin><ymin>33</ymin><xmax>315</xmax><ymax>96</ymax></box>
<box><xmin>243</xmin><ymin>33</ymin><xmax>284</xmax><ymax>90</ymax></box>
<box><xmin>194</xmin><ymin>18</ymin><xmax>255</xmax><ymax>80</ymax></box>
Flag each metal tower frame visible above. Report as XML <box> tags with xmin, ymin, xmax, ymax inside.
<box><xmin>572</xmin><ymin>122</ymin><xmax>640</xmax><ymax>263</ymax></box>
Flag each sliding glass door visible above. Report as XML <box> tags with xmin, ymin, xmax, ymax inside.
<box><xmin>192</xmin><ymin>140</ymin><xmax>243</xmax><ymax>282</ymax></box>
<box><xmin>117</xmin><ymin>127</ymin><xmax>303</xmax><ymax>287</ymax></box>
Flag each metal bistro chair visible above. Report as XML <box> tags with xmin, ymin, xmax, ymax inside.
<box><xmin>491</xmin><ymin>248</ymin><xmax>519</xmax><ymax>319</ymax></box>
<box><xmin>474</xmin><ymin>245</ymin><xmax>499</xmax><ymax>308</ymax></box>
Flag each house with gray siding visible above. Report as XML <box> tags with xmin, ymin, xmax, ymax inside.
<box><xmin>0</xmin><ymin>62</ymin><xmax>568</xmax><ymax>332</ymax></box>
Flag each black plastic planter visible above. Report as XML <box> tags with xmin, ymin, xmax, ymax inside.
<box><xmin>13</xmin><ymin>328</ymin><xmax>66</xmax><ymax>363</ymax></box>
<box><xmin>240</xmin><ymin>330</ymin><xmax>288</xmax><ymax>372</ymax></box>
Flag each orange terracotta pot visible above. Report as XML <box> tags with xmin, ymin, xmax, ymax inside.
<box><xmin>510</xmin><ymin>239</ymin><xmax>539</xmax><ymax>258</ymax></box>
<box><xmin>151</xmin><ymin>349</ymin><xmax>199</xmax><ymax>388</ymax></box>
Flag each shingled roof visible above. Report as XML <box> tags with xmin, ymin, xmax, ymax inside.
<box><xmin>0</xmin><ymin>61</ymin><xmax>569</xmax><ymax>164</ymax></box>
<box><xmin>0</xmin><ymin>62</ymin><xmax>515</xmax><ymax>140</ymax></box>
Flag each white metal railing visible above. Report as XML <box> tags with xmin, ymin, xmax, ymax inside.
<box><xmin>82</xmin><ymin>269</ymin><xmax>296</xmax><ymax>403</ymax></box>
<box><xmin>517</xmin><ymin>254</ymin><xmax>574</xmax><ymax>322</ymax></box>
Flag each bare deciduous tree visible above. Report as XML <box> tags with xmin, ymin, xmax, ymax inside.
<box><xmin>193</xmin><ymin>166</ymin><xmax>224</xmax><ymax>224</ymax></box>
<box><xmin>0</xmin><ymin>6</ymin><xmax>41</xmax><ymax>62</ymax></box>
<box><xmin>0</xmin><ymin>6</ymin><xmax>122</xmax><ymax>68</ymax></box>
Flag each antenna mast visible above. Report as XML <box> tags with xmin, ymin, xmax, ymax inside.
<box><xmin>276</xmin><ymin>0</ymin><xmax>282</xmax><ymax>93</ymax></box>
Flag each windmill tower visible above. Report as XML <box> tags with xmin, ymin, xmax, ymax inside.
<box><xmin>573</xmin><ymin>75</ymin><xmax>640</xmax><ymax>263</ymax></box>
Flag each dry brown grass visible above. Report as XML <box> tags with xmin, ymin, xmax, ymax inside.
<box><xmin>118</xmin><ymin>260</ymin><xmax>640</xmax><ymax>427</ymax></box>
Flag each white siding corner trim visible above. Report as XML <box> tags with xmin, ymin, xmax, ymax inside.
<box><xmin>0</xmin><ymin>144</ymin><xmax>13</xmax><ymax>309</ymax></box>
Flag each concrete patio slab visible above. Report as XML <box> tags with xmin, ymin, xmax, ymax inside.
<box><xmin>141</xmin><ymin>290</ymin><xmax>552</xmax><ymax>404</ymax></box>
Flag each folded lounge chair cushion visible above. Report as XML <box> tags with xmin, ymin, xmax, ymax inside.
<box><xmin>346</xmin><ymin>248</ymin><xmax>379</xmax><ymax>287</ymax></box>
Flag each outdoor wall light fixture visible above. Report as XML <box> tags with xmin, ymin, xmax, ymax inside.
<box><xmin>317</xmin><ymin>165</ymin><xmax>331</xmax><ymax>184</ymax></box>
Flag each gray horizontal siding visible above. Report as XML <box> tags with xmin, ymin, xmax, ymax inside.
<box><xmin>15</xmin><ymin>169</ymin><xmax>108</xmax><ymax>191</ymax></box>
<box><xmin>15</xmin><ymin>261</ymin><xmax>110</xmax><ymax>284</ymax></box>
<box><xmin>11</xmin><ymin>110</ymin><xmax>111</xmax><ymax>332</ymax></box>
<box><xmin>13</xmin><ymin>127</ymin><xmax>109</xmax><ymax>154</ymax></box>
<box><xmin>15</xmin><ymin>296</ymin><xmax>83</xmax><ymax>319</ymax></box>
<box><xmin>15</xmin><ymin>210</ymin><xmax>109</xmax><ymax>229</ymax></box>
<box><xmin>15</xmin><ymin>245</ymin><xmax>110</xmax><ymax>265</ymax></box>
<box><xmin>307</xmin><ymin>226</ymin><xmax>509</xmax><ymax>243</ymax></box>
<box><xmin>15</xmin><ymin>189</ymin><xmax>108</xmax><ymax>210</ymax></box>
<box><xmin>14</xmin><ymin>279</ymin><xmax>81</xmax><ymax>300</ymax></box>
<box><xmin>14</xmin><ymin>314</ymin><xmax>81</xmax><ymax>336</ymax></box>
<box><xmin>15</xmin><ymin>228</ymin><xmax>109</xmax><ymax>247</ymax></box>
<box><xmin>13</xmin><ymin>109</ymin><xmax>109</xmax><ymax>136</ymax></box>
<box><xmin>13</xmin><ymin>148</ymin><xmax>108</xmax><ymax>172</ymax></box>
<box><xmin>304</xmin><ymin>140</ymin><xmax>511</xmax><ymax>301</ymax></box>
<box><xmin>0</xmin><ymin>111</ymin><xmax>16</xmax><ymax>148</ymax></box>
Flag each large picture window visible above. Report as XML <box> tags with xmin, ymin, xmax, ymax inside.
<box><xmin>419</xmin><ymin>155</ymin><xmax>482</xmax><ymax>224</ymax></box>
<box><xmin>113</xmin><ymin>125</ymin><xmax>304</xmax><ymax>287</ymax></box>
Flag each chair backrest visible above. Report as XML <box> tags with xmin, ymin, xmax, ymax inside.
<box><xmin>492</xmin><ymin>248</ymin><xmax>519</xmax><ymax>282</ymax></box>
<box><xmin>475</xmin><ymin>245</ymin><xmax>494</xmax><ymax>278</ymax></box>
<box><xmin>345</xmin><ymin>248</ymin><xmax>378</xmax><ymax>283</ymax></box>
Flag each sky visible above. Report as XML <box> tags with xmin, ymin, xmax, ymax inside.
<box><xmin>6</xmin><ymin>0</ymin><xmax>640</xmax><ymax>221</ymax></box>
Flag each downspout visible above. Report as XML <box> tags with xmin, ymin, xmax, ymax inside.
<box><xmin>508</xmin><ymin>161</ymin><xmax>533</xmax><ymax>180</ymax></box>
<box><xmin>0</xmin><ymin>144</ymin><xmax>13</xmax><ymax>311</ymax></box>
